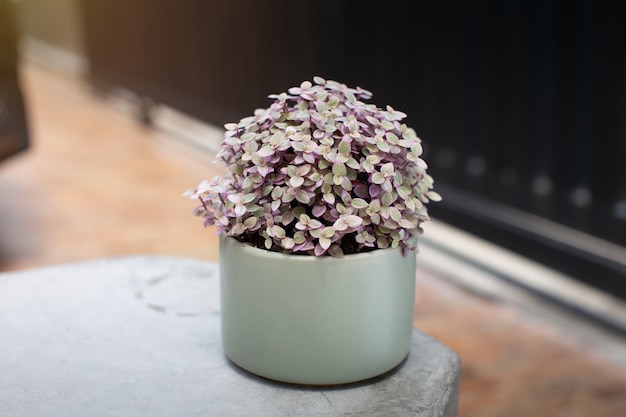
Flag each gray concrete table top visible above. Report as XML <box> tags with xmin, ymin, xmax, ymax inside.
<box><xmin>0</xmin><ymin>255</ymin><xmax>460</xmax><ymax>417</ymax></box>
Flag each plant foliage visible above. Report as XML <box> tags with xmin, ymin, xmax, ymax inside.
<box><xmin>185</xmin><ymin>77</ymin><xmax>441</xmax><ymax>257</ymax></box>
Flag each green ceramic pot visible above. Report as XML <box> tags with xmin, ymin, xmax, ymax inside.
<box><xmin>219</xmin><ymin>235</ymin><xmax>417</xmax><ymax>385</ymax></box>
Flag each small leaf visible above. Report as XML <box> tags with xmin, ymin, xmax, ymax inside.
<box><xmin>427</xmin><ymin>191</ymin><xmax>443</xmax><ymax>202</ymax></box>
<box><xmin>295</xmin><ymin>189</ymin><xmax>311</xmax><ymax>204</ymax></box>
<box><xmin>282</xmin><ymin>237</ymin><xmax>295</xmax><ymax>249</ymax></box>
<box><xmin>381</xmin><ymin>192</ymin><xmax>395</xmax><ymax>206</ymax></box>
<box><xmin>244</xmin><ymin>217</ymin><xmax>258</xmax><ymax>229</ymax></box>
<box><xmin>371</xmin><ymin>172</ymin><xmax>385</xmax><ymax>184</ymax></box>
<box><xmin>399</xmin><ymin>218</ymin><xmax>417</xmax><ymax>229</ymax></box>
<box><xmin>332</xmin><ymin>162</ymin><xmax>347</xmax><ymax>176</ymax></box>
<box><xmin>389</xmin><ymin>207</ymin><xmax>402</xmax><ymax>222</ymax></box>
<box><xmin>242</xmin><ymin>193</ymin><xmax>256</xmax><ymax>204</ymax></box>
<box><xmin>234</xmin><ymin>205</ymin><xmax>246</xmax><ymax>216</ymax></box>
<box><xmin>271</xmin><ymin>187</ymin><xmax>283</xmax><ymax>200</ymax></box>
<box><xmin>289</xmin><ymin>176</ymin><xmax>305</xmax><ymax>188</ymax></box>
<box><xmin>256</xmin><ymin>146</ymin><xmax>274</xmax><ymax>157</ymax></box>
<box><xmin>308</xmin><ymin>219</ymin><xmax>323</xmax><ymax>229</ymax></box>
<box><xmin>338</xmin><ymin>141</ymin><xmax>351</xmax><ymax>155</ymax></box>
<box><xmin>346</xmin><ymin>215</ymin><xmax>363</xmax><ymax>228</ymax></box>
<box><xmin>270</xmin><ymin>132</ymin><xmax>284</xmax><ymax>146</ymax></box>
<box><xmin>380</xmin><ymin>162</ymin><xmax>394</xmax><ymax>176</ymax></box>
<box><xmin>351</xmin><ymin>198</ymin><xmax>368</xmax><ymax>209</ymax></box>
<box><xmin>294</xmin><ymin>232</ymin><xmax>306</xmax><ymax>244</ymax></box>
<box><xmin>319</xmin><ymin>237</ymin><xmax>332</xmax><ymax>250</ymax></box>
<box><xmin>377</xmin><ymin>236</ymin><xmax>390</xmax><ymax>249</ymax></box>
<box><xmin>271</xmin><ymin>225</ymin><xmax>286</xmax><ymax>239</ymax></box>
<box><xmin>328</xmin><ymin>245</ymin><xmax>344</xmax><ymax>258</ymax></box>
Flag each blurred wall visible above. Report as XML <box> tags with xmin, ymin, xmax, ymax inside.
<box><xmin>13</xmin><ymin>0</ymin><xmax>87</xmax><ymax>74</ymax></box>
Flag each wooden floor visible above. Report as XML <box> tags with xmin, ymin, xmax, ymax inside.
<box><xmin>2</xmin><ymin>63</ymin><xmax>626</xmax><ymax>416</ymax></box>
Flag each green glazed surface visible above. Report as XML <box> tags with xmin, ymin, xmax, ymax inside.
<box><xmin>219</xmin><ymin>235</ymin><xmax>417</xmax><ymax>385</ymax></box>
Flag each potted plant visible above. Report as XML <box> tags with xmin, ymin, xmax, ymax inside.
<box><xmin>185</xmin><ymin>77</ymin><xmax>440</xmax><ymax>385</ymax></box>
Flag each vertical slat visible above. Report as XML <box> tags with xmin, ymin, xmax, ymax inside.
<box><xmin>532</xmin><ymin>0</ymin><xmax>555</xmax><ymax>199</ymax></box>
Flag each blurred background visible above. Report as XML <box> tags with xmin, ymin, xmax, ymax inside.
<box><xmin>8</xmin><ymin>0</ymin><xmax>626</xmax><ymax>293</ymax></box>
<box><xmin>2</xmin><ymin>0</ymin><xmax>626</xmax><ymax>415</ymax></box>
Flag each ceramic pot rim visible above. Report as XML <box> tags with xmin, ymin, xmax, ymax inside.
<box><xmin>220</xmin><ymin>234</ymin><xmax>408</xmax><ymax>263</ymax></box>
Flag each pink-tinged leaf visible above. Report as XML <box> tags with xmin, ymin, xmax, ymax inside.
<box><xmin>369</xmin><ymin>184</ymin><xmax>381</xmax><ymax>197</ymax></box>
<box><xmin>332</xmin><ymin>162</ymin><xmax>347</xmax><ymax>176</ymax></box>
<box><xmin>354</xmin><ymin>183</ymin><xmax>369</xmax><ymax>198</ymax></box>
<box><xmin>365</xmin><ymin>115</ymin><xmax>380</xmax><ymax>126</ymax></box>
<box><xmin>308</xmin><ymin>219</ymin><xmax>323</xmax><ymax>229</ymax></box>
<box><xmin>291</xmin><ymin>141</ymin><xmax>305</xmax><ymax>152</ymax></box>
<box><xmin>351</xmin><ymin>198</ymin><xmax>368</xmax><ymax>209</ymax></box>
<box><xmin>319</xmin><ymin>237</ymin><xmax>332</xmax><ymax>250</ymax></box>
<box><xmin>230</xmin><ymin>223</ymin><xmax>246</xmax><ymax>235</ymax></box>
<box><xmin>244</xmin><ymin>217</ymin><xmax>258</xmax><ymax>229</ymax></box>
<box><xmin>282</xmin><ymin>192</ymin><xmax>295</xmax><ymax>203</ymax></box>
<box><xmin>227</xmin><ymin>194</ymin><xmax>243</xmax><ymax>204</ymax></box>
<box><xmin>398</xmin><ymin>218</ymin><xmax>416</xmax><ymax>229</ymax></box>
<box><xmin>389</xmin><ymin>207</ymin><xmax>402</xmax><ymax>222</ymax></box>
<box><xmin>369</xmin><ymin>199</ymin><xmax>381</xmax><ymax>211</ymax></box>
<box><xmin>361</xmin><ymin>160</ymin><xmax>374</xmax><ymax>173</ymax></box>
<box><xmin>289</xmin><ymin>176</ymin><xmax>305</xmax><ymax>188</ymax></box>
<box><xmin>427</xmin><ymin>191</ymin><xmax>442</xmax><ymax>202</ymax></box>
<box><xmin>295</xmin><ymin>189</ymin><xmax>311</xmax><ymax>204</ymax></box>
<box><xmin>312</xmin><ymin>205</ymin><xmax>327</xmax><ymax>217</ymax></box>
<box><xmin>333</xmin><ymin>218</ymin><xmax>348</xmax><ymax>231</ymax></box>
<box><xmin>234</xmin><ymin>205</ymin><xmax>246</xmax><ymax>217</ymax></box>
<box><xmin>271</xmin><ymin>225</ymin><xmax>286</xmax><ymax>239</ymax></box>
<box><xmin>314</xmin><ymin>244</ymin><xmax>326</xmax><ymax>256</ymax></box>
<box><xmin>346</xmin><ymin>215</ymin><xmax>363</xmax><ymax>228</ymax></box>
<box><xmin>245</xmin><ymin>204</ymin><xmax>261</xmax><ymax>213</ymax></box>
<box><xmin>377</xmin><ymin>141</ymin><xmax>390</xmax><ymax>153</ymax></box>
<box><xmin>256</xmin><ymin>146</ymin><xmax>274</xmax><ymax>158</ymax></box>
<box><xmin>294</xmin><ymin>241</ymin><xmax>315</xmax><ymax>252</ymax></box>
<box><xmin>328</xmin><ymin>245</ymin><xmax>344</xmax><ymax>258</ymax></box>
<box><xmin>371</xmin><ymin>172</ymin><xmax>385</xmax><ymax>184</ymax></box>
<box><xmin>381</xmin><ymin>192</ymin><xmax>395</xmax><ymax>206</ymax></box>
<box><xmin>338</xmin><ymin>140</ymin><xmax>351</xmax><ymax>155</ymax></box>
<box><xmin>242</xmin><ymin>193</ymin><xmax>256</xmax><ymax>204</ymax></box>
<box><xmin>385</xmin><ymin>132</ymin><xmax>399</xmax><ymax>144</ymax></box>
<box><xmin>271</xmin><ymin>187</ymin><xmax>283</xmax><ymax>200</ymax></box>
<box><xmin>296</xmin><ymin>164</ymin><xmax>312</xmax><ymax>176</ymax></box>
<box><xmin>282</xmin><ymin>237</ymin><xmax>295</xmax><ymax>250</ymax></box>
<box><xmin>320</xmin><ymin>226</ymin><xmax>335</xmax><ymax>238</ymax></box>
<box><xmin>381</xmin><ymin>162</ymin><xmax>395</xmax><ymax>176</ymax></box>
<box><xmin>303</xmin><ymin>153</ymin><xmax>316</xmax><ymax>164</ymax></box>
<box><xmin>257</xmin><ymin>165</ymin><xmax>269</xmax><ymax>177</ymax></box>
